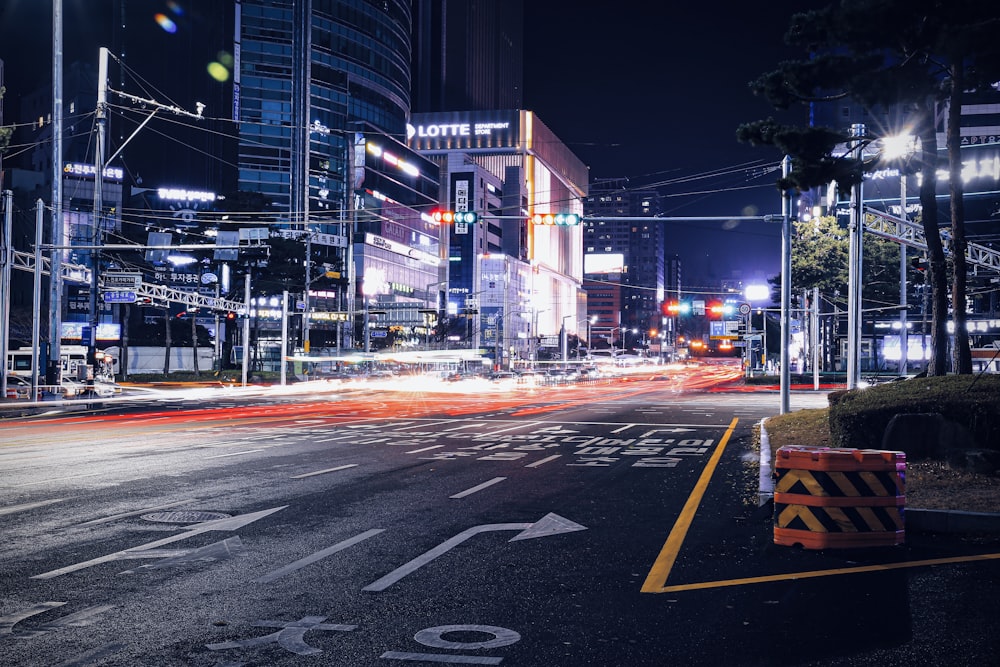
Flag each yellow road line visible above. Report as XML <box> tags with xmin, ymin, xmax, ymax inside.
<box><xmin>653</xmin><ymin>552</ymin><xmax>1000</xmax><ymax>593</ymax></box>
<box><xmin>641</xmin><ymin>415</ymin><xmax>1000</xmax><ymax>593</ymax></box>
<box><xmin>641</xmin><ymin>417</ymin><xmax>738</xmax><ymax>593</ymax></box>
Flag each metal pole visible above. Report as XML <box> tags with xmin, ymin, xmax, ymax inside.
<box><xmin>49</xmin><ymin>0</ymin><xmax>65</xmax><ymax>380</ymax></box>
<box><xmin>812</xmin><ymin>287</ymin><xmax>820</xmax><ymax>391</ymax></box>
<box><xmin>846</xmin><ymin>123</ymin><xmax>867</xmax><ymax>390</ymax></box>
<box><xmin>303</xmin><ymin>232</ymin><xmax>311</xmax><ymax>353</ymax></box>
<box><xmin>280</xmin><ymin>290</ymin><xmax>288</xmax><ymax>386</ymax></box>
<box><xmin>779</xmin><ymin>155</ymin><xmax>792</xmax><ymax>414</ymax></box>
<box><xmin>241</xmin><ymin>272</ymin><xmax>251</xmax><ymax>386</ymax></box>
<box><xmin>898</xmin><ymin>175</ymin><xmax>908</xmax><ymax>376</ymax></box>
<box><xmin>86</xmin><ymin>47</ymin><xmax>110</xmax><ymax>387</ymax></box>
<box><xmin>1</xmin><ymin>190</ymin><xmax>12</xmax><ymax>401</ymax></box>
<box><xmin>32</xmin><ymin>200</ymin><xmax>45</xmax><ymax>394</ymax></box>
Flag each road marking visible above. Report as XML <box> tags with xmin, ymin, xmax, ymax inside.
<box><xmin>0</xmin><ymin>498</ymin><xmax>70</xmax><ymax>516</ymax></box>
<box><xmin>364</xmin><ymin>513</ymin><xmax>586</xmax><ymax>591</ymax></box>
<box><xmin>450</xmin><ymin>477</ymin><xmax>506</xmax><ymax>499</ymax></box>
<box><xmin>290</xmin><ymin>464</ymin><xmax>358</xmax><ymax>479</ymax></box>
<box><xmin>525</xmin><ymin>455</ymin><xmax>561</xmax><ymax>468</ymax></box>
<box><xmin>205</xmin><ymin>449</ymin><xmax>265</xmax><ymax>459</ymax></box>
<box><xmin>407</xmin><ymin>445</ymin><xmax>444</xmax><ymax>454</ymax></box>
<box><xmin>31</xmin><ymin>506</ymin><xmax>287</xmax><ymax>579</ymax></box>
<box><xmin>610</xmin><ymin>424</ymin><xmax>635</xmax><ymax>433</ymax></box>
<box><xmin>641</xmin><ymin>417</ymin><xmax>739</xmax><ymax>593</ymax></box>
<box><xmin>656</xmin><ymin>552</ymin><xmax>1000</xmax><ymax>592</ymax></box>
<box><xmin>256</xmin><ymin>529</ymin><xmax>385</xmax><ymax>583</ymax></box>
<box><xmin>77</xmin><ymin>498</ymin><xmax>198</xmax><ymax>526</ymax></box>
<box><xmin>0</xmin><ymin>602</ymin><xmax>66</xmax><ymax>635</ymax></box>
<box><xmin>14</xmin><ymin>472</ymin><xmax>103</xmax><ymax>487</ymax></box>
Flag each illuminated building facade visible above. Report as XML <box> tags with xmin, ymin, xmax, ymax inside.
<box><xmin>409</xmin><ymin>109</ymin><xmax>588</xmax><ymax>358</ymax></box>
<box><xmin>583</xmin><ymin>180</ymin><xmax>665</xmax><ymax>347</ymax></box>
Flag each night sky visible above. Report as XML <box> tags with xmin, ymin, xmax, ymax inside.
<box><xmin>1</xmin><ymin>1</ymin><xmax>827</xmax><ymax>289</ymax></box>
<box><xmin>523</xmin><ymin>1</ymin><xmax>827</xmax><ymax>288</ymax></box>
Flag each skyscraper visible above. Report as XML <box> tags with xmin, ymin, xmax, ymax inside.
<box><xmin>411</xmin><ymin>0</ymin><xmax>524</xmax><ymax>113</ymax></box>
<box><xmin>234</xmin><ymin>0</ymin><xmax>413</xmax><ymax>219</ymax></box>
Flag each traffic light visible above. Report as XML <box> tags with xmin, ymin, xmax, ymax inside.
<box><xmin>911</xmin><ymin>256</ymin><xmax>927</xmax><ymax>283</ymax></box>
<box><xmin>661</xmin><ymin>300</ymin><xmax>691</xmax><ymax>316</ymax></box>
<box><xmin>530</xmin><ymin>212</ymin><xmax>581</xmax><ymax>225</ymax></box>
<box><xmin>432</xmin><ymin>210</ymin><xmax>479</xmax><ymax>224</ymax></box>
<box><xmin>707</xmin><ymin>301</ymin><xmax>736</xmax><ymax>318</ymax></box>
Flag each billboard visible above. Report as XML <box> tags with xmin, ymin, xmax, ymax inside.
<box><xmin>585</xmin><ymin>253</ymin><xmax>625</xmax><ymax>274</ymax></box>
<box><xmin>407</xmin><ymin>110</ymin><xmax>522</xmax><ymax>151</ymax></box>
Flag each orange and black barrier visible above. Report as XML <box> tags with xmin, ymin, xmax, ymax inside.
<box><xmin>773</xmin><ymin>446</ymin><xmax>906</xmax><ymax>549</ymax></box>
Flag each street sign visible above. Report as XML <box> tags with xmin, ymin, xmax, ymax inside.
<box><xmin>103</xmin><ymin>272</ymin><xmax>142</xmax><ymax>290</ymax></box>
<box><xmin>370</xmin><ymin>330</ymin><xmax>388</xmax><ymax>338</ymax></box>
<box><xmin>738</xmin><ymin>303</ymin><xmax>751</xmax><ymax>316</ymax></box>
<box><xmin>102</xmin><ymin>290</ymin><xmax>137</xmax><ymax>304</ymax></box>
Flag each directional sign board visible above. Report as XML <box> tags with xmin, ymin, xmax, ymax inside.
<box><xmin>102</xmin><ymin>290</ymin><xmax>137</xmax><ymax>304</ymax></box>
<box><xmin>103</xmin><ymin>272</ymin><xmax>142</xmax><ymax>290</ymax></box>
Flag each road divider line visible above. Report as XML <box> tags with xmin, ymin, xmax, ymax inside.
<box><xmin>14</xmin><ymin>472</ymin><xmax>103</xmax><ymax>487</ymax></box>
<box><xmin>407</xmin><ymin>445</ymin><xmax>445</xmax><ymax>454</ymax></box>
<box><xmin>641</xmin><ymin>417</ymin><xmax>738</xmax><ymax>594</ymax></box>
<box><xmin>291</xmin><ymin>463</ymin><xmax>358</xmax><ymax>479</ymax></box>
<box><xmin>205</xmin><ymin>449</ymin><xmax>265</xmax><ymax>459</ymax></box>
<box><xmin>256</xmin><ymin>528</ymin><xmax>385</xmax><ymax>583</ymax></box>
<box><xmin>451</xmin><ymin>477</ymin><xmax>507</xmax><ymax>499</ymax></box>
<box><xmin>0</xmin><ymin>498</ymin><xmax>71</xmax><ymax>516</ymax></box>
<box><xmin>525</xmin><ymin>455</ymin><xmax>561</xmax><ymax>468</ymax></box>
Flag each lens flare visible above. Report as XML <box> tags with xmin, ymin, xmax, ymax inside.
<box><xmin>154</xmin><ymin>13</ymin><xmax>178</xmax><ymax>34</ymax></box>
<box><xmin>166</xmin><ymin>1</ymin><xmax>184</xmax><ymax>15</ymax></box>
<box><xmin>207</xmin><ymin>61</ymin><xmax>230</xmax><ymax>82</ymax></box>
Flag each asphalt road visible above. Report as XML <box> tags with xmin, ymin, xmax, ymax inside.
<box><xmin>1</xmin><ymin>370</ymin><xmax>998</xmax><ymax>666</ymax></box>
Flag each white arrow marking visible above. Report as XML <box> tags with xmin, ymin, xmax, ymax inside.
<box><xmin>363</xmin><ymin>513</ymin><xmax>586</xmax><ymax>592</ymax></box>
<box><xmin>31</xmin><ymin>506</ymin><xmax>287</xmax><ymax>579</ymax></box>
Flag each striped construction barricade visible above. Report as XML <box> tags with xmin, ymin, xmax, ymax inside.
<box><xmin>773</xmin><ymin>446</ymin><xmax>906</xmax><ymax>549</ymax></box>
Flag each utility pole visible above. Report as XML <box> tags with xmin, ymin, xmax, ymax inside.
<box><xmin>86</xmin><ymin>47</ymin><xmax>110</xmax><ymax>386</ymax></box>
<box><xmin>846</xmin><ymin>124</ymin><xmax>867</xmax><ymax>390</ymax></box>
<box><xmin>1</xmin><ymin>190</ymin><xmax>12</xmax><ymax>401</ymax></box>
<box><xmin>49</xmin><ymin>0</ymin><xmax>65</xmax><ymax>385</ymax></box>
<box><xmin>779</xmin><ymin>155</ymin><xmax>792</xmax><ymax>414</ymax></box>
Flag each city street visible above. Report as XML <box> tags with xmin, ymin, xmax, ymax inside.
<box><xmin>1</xmin><ymin>367</ymin><xmax>998</xmax><ymax>666</ymax></box>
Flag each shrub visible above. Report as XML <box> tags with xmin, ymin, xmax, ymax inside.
<box><xmin>828</xmin><ymin>375</ymin><xmax>1000</xmax><ymax>452</ymax></box>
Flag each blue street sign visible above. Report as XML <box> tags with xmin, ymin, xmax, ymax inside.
<box><xmin>102</xmin><ymin>290</ymin><xmax>137</xmax><ymax>304</ymax></box>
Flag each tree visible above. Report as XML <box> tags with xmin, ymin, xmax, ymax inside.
<box><xmin>738</xmin><ymin>0</ymin><xmax>1000</xmax><ymax>375</ymax></box>
<box><xmin>0</xmin><ymin>86</ymin><xmax>11</xmax><ymax>155</ymax></box>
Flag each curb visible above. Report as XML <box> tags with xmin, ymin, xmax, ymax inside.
<box><xmin>758</xmin><ymin>417</ymin><xmax>1000</xmax><ymax>535</ymax></box>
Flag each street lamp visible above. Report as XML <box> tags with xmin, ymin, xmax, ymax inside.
<box><xmin>879</xmin><ymin>132</ymin><xmax>919</xmax><ymax>377</ymax></box>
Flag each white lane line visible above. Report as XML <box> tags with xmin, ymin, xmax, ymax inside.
<box><xmin>406</xmin><ymin>445</ymin><xmax>444</xmax><ymax>454</ymax></box>
<box><xmin>205</xmin><ymin>449</ymin><xmax>265</xmax><ymax>459</ymax></box>
<box><xmin>610</xmin><ymin>423</ymin><xmax>636</xmax><ymax>433</ymax></box>
<box><xmin>255</xmin><ymin>528</ymin><xmax>385</xmax><ymax>583</ymax></box>
<box><xmin>0</xmin><ymin>497</ymin><xmax>70</xmax><ymax>516</ymax></box>
<box><xmin>14</xmin><ymin>473</ymin><xmax>103</xmax><ymax>487</ymax></box>
<box><xmin>525</xmin><ymin>455</ymin><xmax>561</xmax><ymax>468</ymax></box>
<box><xmin>77</xmin><ymin>498</ymin><xmax>199</xmax><ymax>526</ymax></box>
<box><xmin>450</xmin><ymin>477</ymin><xmax>507</xmax><ymax>499</ymax></box>
<box><xmin>290</xmin><ymin>463</ymin><xmax>358</xmax><ymax>479</ymax></box>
